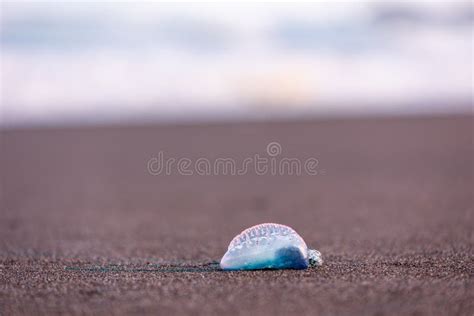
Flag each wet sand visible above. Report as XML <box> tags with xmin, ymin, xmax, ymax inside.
<box><xmin>1</xmin><ymin>115</ymin><xmax>473</xmax><ymax>315</ymax></box>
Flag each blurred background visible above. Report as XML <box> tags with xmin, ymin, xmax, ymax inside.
<box><xmin>1</xmin><ymin>1</ymin><xmax>472</xmax><ymax>126</ymax></box>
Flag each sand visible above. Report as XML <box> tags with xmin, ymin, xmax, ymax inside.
<box><xmin>1</xmin><ymin>115</ymin><xmax>473</xmax><ymax>315</ymax></box>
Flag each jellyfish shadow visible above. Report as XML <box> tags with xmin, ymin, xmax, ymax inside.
<box><xmin>65</xmin><ymin>261</ymin><xmax>223</xmax><ymax>273</ymax></box>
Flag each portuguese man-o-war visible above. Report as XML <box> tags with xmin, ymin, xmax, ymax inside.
<box><xmin>220</xmin><ymin>223</ymin><xmax>323</xmax><ymax>270</ymax></box>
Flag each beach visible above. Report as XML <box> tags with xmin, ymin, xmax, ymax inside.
<box><xmin>1</xmin><ymin>115</ymin><xmax>473</xmax><ymax>315</ymax></box>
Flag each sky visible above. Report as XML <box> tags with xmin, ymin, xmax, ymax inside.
<box><xmin>1</xmin><ymin>2</ymin><xmax>472</xmax><ymax>126</ymax></box>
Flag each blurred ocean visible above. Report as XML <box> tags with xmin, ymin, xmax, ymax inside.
<box><xmin>1</xmin><ymin>2</ymin><xmax>472</xmax><ymax>126</ymax></box>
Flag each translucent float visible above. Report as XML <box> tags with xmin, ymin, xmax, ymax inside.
<box><xmin>220</xmin><ymin>223</ymin><xmax>323</xmax><ymax>270</ymax></box>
